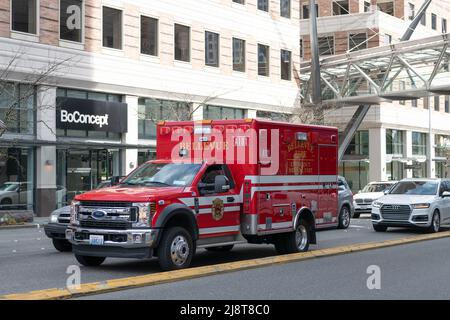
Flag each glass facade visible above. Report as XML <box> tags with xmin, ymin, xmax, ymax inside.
<box><xmin>204</xmin><ymin>105</ymin><xmax>245</xmax><ymax>120</ymax></box>
<box><xmin>386</xmin><ymin>129</ymin><xmax>404</xmax><ymax>155</ymax></box>
<box><xmin>386</xmin><ymin>161</ymin><xmax>404</xmax><ymax>181</ymax></box>
<box><xmin>339</xmin><ymin>161</ymin><xmax>369</xmax><ymax>192</ymax></box>
<box><xmin>344</xmin><ymin>131</ymin><xmax>369</xmax><ymax>156</ymax></box>
<box><xmin>0</xmin><ymin>83</ymin><xmax>34</xmax><ymax>135</ymax></box>
<box><xmin>412</xmin><ymin>131</ymin><xmax>427</xmax><ymax>155</ymax></box>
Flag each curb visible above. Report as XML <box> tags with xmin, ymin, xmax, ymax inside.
<box><xmin>0</xmin><ymin>223</ymin><xmax>42</xmax><ymax>230</ymax></box>
<box><xmin>2</xmin><ymin>231</ymin><xmax>450</xmax><ymax>300</ymax></box>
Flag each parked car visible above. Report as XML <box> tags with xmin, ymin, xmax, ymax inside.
<box><xmin>0</xmin><ymin>182</ymin><xmax>32</xmax><ymax>207</ymax></box>
<box><xmin>353</xmin><ymin>181</ymin><xmax>397</xmax><ymax>218</ymax></box>
<box><xmin>371</xmin><ymin>178</ymin><xmax>450</xmax><ymax>233</ymax></box>
<box><xmin>338</xmin><ymin>176</ymin><xmax>355</xmax><ymax>229</ymax></box>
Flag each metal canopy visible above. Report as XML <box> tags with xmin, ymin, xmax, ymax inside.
<box><xmin>300</xmin><ymin>34</ymin><xmax>450</xmax><ymax>107</ymax></box>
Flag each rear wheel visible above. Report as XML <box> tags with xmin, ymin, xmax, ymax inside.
<box><xmin>427</xmin><ymin>210</ymin><xmax>440</xmax><ymax>233</ymax></box>
<box><xmin>157</xmin><ymin>226</ymin><xmax>194</xmax><ymax>271</ymax></box>
<box><xmin>52</xmin><ymin>238</ymin><xmax>72</xmax><ymax>252</ymax></box>
<box><xmin>373</xmin><ymin>224</ymin><xmax>388</xmax><ymax>232</ymax></box>
<box><xmin>75</xmin><ymin>254</ymin><xmax>106</xmax><ymax>266</ymax></box>
<box><xmin>338</xmin><ymin>205</ymin><xmax>351</xmax><ymax>229</ymax></box>
<box><xmin>0</xmin><ymin>198</ymin><xmax>12</xmax><ymax>206</ymax></box>
<box><xmin>205</xmin><ymin>245</ymin><xmax>234</xmax><ymax>252</ymax></box>
<box><xmin>275</xmin><ymin>219</ymin><xmax>311</xmax><ymax>254</ymax></box>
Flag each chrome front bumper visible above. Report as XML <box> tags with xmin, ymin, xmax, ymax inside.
<box><xmin>66</xmin><ymin>227</ymin><xmax>159</xmax><ymax>249</ymax></box>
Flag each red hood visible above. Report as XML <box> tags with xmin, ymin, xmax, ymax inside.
<box><xmin>75</xmin><ymin>186</ymin><xmax>187</xmax><ymax>202</ymax></box>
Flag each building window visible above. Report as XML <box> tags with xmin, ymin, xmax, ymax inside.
<box><xmin>435</xmin><ymin>134</ymin><xmax>450</xmax><ymax>158</ymax></box>
<box><xmin>141</xmin><ymin>16</ymin><xmax>158</xmax><ymax>56</ymax></box>
<box><xmin>138</xmin><ymin>98</ymin><xmax>191</xmax><ymax>140</ymax></box>
<box><xmin>60</xmin><ymin>0</ymin><xmax>83</xmax><ymax>42</ymax></box>
<box><xmin>408</xmin><ymin>3</ymin><xmax>415</xmax><ymax>20</ymax></box>
<box><xmin>333</xmin><ymin>0</ymin><xmax>349</xmax><ymax>15</ymax></box>
<box><xmin>233</xmin><ymin>0</ymin><xmax>245</xmax><ymax>4</ymax></box>
<box><xmin>302</xmin><ymin>4</ymin><xmax>318</xmax><ymax>19</ymax></box>
<box><xmin>0</xmin><ymin>83</ymin><xmax>34</xmax><ymax>135</ymax></box>
<box><xmin>383</xmin><ymin>34</ymin><xmax>392</xmax><ymax>45</ymax></box>
<box><xmin>280</xmin><ymin>0</ymin><xmax>291</xmax><ymax>18</ymax></box>
<box><xmin>435</xmin><ymin>96</ymin><xmax>440</xmax><ymax>111</ymax></box>
<box><xmin>318</xmin><ymin>36</ymin><xmax>334</xmax><ymax>56</ymax></box>
<box><xmin>204</xmin><ymin>105</ymin><xmax>245</xmax><ymax>120</ymax></box>
<box><xmin>280</xmin><ymin>50</ymin><xmax>291</xmax><ymax>81</ymax></box>
<box><xmin>348</xmin><ymin>33</ymin><xmax>368</xmax><ymax>51</ymax></box>
<box><xmin>412</xmin><ymin>131</ymin><xmax>427</xmax><ymax>156</ymax></box>
<box><xmin>258</xmin><ymin>0</ymin><xmax>268</xmax><ymax>12</ymax></box>
<box><xmin>11</xmin><ymin>0</ymin><xmax>37</xmax><ymax>34</ymax></box>
<box><xmin>421</xmin><ymin>12</ymin><xmax>426</xmax><ymax>26</ymax></box>
<box><xmin>258</xmin><ymin>44</ymin><xmax>270</xmax><ymax>77</ymax></box>
<box><xmin>102</xmin><ymin>7</ymin><xmax>122</xmax><ymax>49</ymax></box>
<box><xmin>300</xmin><ymin>38</ymin><xmax>304</xmax><ymax>59</ymax></box>
<box><xmin>377</xmin><ymin>2</ymin><xmax>394</xmax><ymax>16</ymax></box>
<box><xmin>364</xmin><ymin>1</ymin><xmax>371</xmax><ymax>12</ymax></box>
<box><xmin>412</xmin><ymin>99</ymin><xmax>418</xmax><ymax>107</ymax></box>
<box><xmin>205</xmin><ymin>31</ymin><xmax>219</xmax><ymax>67</ymax></box>
<box><xmin>256</xmin><ymin>110</ymin><xmax>290</xmax><ymax>121</ymax></box>
<box><xmin>174</xmin><ymin>24</ymin><xmax>190</xmax><ymax>62</ymax></box>
<box><xmin>399</xmin><ymin>81</ymin><xmax>405</xmax><ymax>105</ymax></box>
<box><xmin>386</xmin><ymin>129</ymin><xmax>404</xmax><ymax>155</ymax></box>
<box><xmin>443</xmin><ymin>18</ymin><xmax>447</xmax><ymax>33</ymax></box>
<box><xmin>345</xmin><ymin>131</ymin><xmax>369</xmax><ymax>156</ymax></box>
<box><xmin>232</xmin><ymin>38</ymin><xmax>246</xmax><ymax>72</ymax></box>
<box><xmin>446</xmin><ymin>96</ymin><xmax>450</xmax><ymax>113</ymax></box>
<box><xmin>431</xmin><ymin>13</ymin><xmax>437</xmax><ymax>30</ymax></box>
<box><xmin>386</xmin><ymin>161</ymin><xmax>404</xmax><ymax>181</ymax></box>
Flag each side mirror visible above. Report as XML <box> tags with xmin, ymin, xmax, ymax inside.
<box><xmin>442</xmin><ymin>191</ymin><xmax>450</xmax><ymax>198</ymax></box>
<box><xmin>214</xmin><ymin>175</ymin><xmax>230</xmax><ymax>193</ymax></box>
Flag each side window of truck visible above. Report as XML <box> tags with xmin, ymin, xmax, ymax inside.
<box><xmin>198</xmin><ymin>165</ymin><xmax>235</xmax><ymax>194</ymax></box>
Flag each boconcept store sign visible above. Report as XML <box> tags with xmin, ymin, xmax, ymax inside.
<box><xmin>56</xmin><ymin>97</ymin><xmax>128</xmax><ymax>133</ymax></box>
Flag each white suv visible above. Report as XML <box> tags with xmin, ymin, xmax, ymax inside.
<box><xmin>371</xmin><ymin>178</ymin><xmax>450</xmax><ymax>233</ymax></box>
<box><xmin>353</xmin><ymin>181</ymin><xmax>397</xmax><ymax>218</ymax></box>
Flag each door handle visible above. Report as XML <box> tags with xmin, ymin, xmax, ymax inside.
<box><xmin>227</xmin><ymin>197</ymin><xmax>235</xmax><ymax>203</ymax></box>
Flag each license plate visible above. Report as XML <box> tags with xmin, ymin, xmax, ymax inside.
<box><xmin>89</xmin><ymin>235</ymin><xmax>104</xmax><ymax>245</ymax></box>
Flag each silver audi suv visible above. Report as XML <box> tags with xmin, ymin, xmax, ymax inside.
<box><xmin>371</xmin><ymin>178</ymin><xmax>450</xmax><ymax>233</ymax></box>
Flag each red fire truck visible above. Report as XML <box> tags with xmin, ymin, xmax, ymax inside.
<box><xmin>66</xmin><ymin>119</ymin><xmax>339</xmax><ymax>270</ymax></box>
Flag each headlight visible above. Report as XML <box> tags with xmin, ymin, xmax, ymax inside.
<box><xmin>372</xmin><ymin>202</ymin><xmax>382</xmax><ymax>208</ymax></box>
<box><xmin>70</xmin><ymin>201</ymin><xmax>80</xmax><ymax>225</ymax></box>
<box><xmin>133</xmin><ymin>202</ymin><xmax>154</xmax><ymax>227</ymax></box>
<box><xmin>412</xmin><ymin>203</ymin><xmax>430</xmax><ymax>209</ymax></box>
<box><xmin>50</xmin><ymin>212</ymin><xmax>58</xmax><ymax>223</ymax></box>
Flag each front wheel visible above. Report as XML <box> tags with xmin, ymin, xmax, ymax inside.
<box><xmin>157</xmin><ymin>227</ymin><xmax>194</xmax><ymax>271</ymax></box>
<box><xmin>75</xmin><ymin>254</ymin><xmax>106</xmax><ymax>266</ymax></box>
<box><xmin>338</xmin><ymin>206</ymin><xmax>351</xmax><ymax>229</ymax></box>
<box><xmin>52</xmin><ymin>238</ymin><xmax>72</xmax><ymax>252</ymax></box>
<box><xmin>427</xmin><ymin>210</ymin><xmax>440</xmax><ymax>233</ymax></box>
<box><xmin>275</xmin><ymin>219</ymin><xmax>311</xmax><ymax>254</ymax></box>
<box><xmin>205</xmin><ymin>245</ymin><xmax>234</xmax><ymax>252</ymax></box>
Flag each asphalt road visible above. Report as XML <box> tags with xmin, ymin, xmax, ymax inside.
<box><xmin>0</xmin><ymin>215</ymin><xmax>439</xmax><ymax>296</ymax></box>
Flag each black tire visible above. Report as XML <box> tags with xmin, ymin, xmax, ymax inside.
<box><xmin>373</xmin><ymin>224</ymin><xmax>388</xmax><ymax>232</ymax></box>
<box><xmin>353</xmin><ymin>213</ymin><xmax>360</xmax><ymax>218</ymax></box>
<box><xmin>338</xmin><ymin>205</ymin><xmax>351</xmax><ymax>229</ymax></box>
<box><xmin>52</xmin><ymin>238</ymin><xmax>72</xmax><ymax>252</ymax></box>
<box><xmin>205</xmin><ymin>245</ymin><xmax>234</xmax><ymax>252</ymax></box>
<box><xmin>157</xmin><ymin>226</ymin><xmax>194</xmax><ymax>271</ymax></box>
<box><xmin>426</xmin><ymin>210</ymin><xmax>441</xmax><ymax>233</ymax></box>
<box><xmin>274</xmin><ymin>219</ymin><xmax>311</xmax><ymax>254</ymax></box>
<box><xmin>0</xmin><ymin>198</ymin><xmax>12</xmax><ymax>205</ymax></box>
<box><xmin>75</xmin><ymin>254</ymin><xmax>106</xmax><ymax>266</ymax></box>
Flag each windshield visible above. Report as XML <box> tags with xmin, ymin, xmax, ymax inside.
<box><xmin>121</xmin><ymin>163</ymin><xmax>202</xmax><ymax>187</ymax></box>
<box><xmin>362</xmin><ymin>184</ymin><xmax>392</xmax><ymax>193</ymax></box>
<box><xmin>0</xmin><ymin>183</ymin><xmax>18</xmax><ymax>192</ymax></box>
<box><xmin>389</xmin><ymin>181</ymin><xmax>438</xmax><ymax>195</ymax></box>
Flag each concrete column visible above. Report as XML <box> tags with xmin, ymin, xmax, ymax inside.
<box><xmin>35</xmin><ymin>86</ymin><xmax>57</xmax><ymax>216</ymax></box>
<box><xmin>246</xmin><ymin>109</ymin><xmax>257</xmax><ymax>118</ymax></box>
<box><xmin>369</xmin><ymin>127</ymin><xmax>386</xmax><ymax>182</ymax></box>
<box><xmin>122</xmin><ymin>95</ymin><xmax>139</xmax><ymax>175</ymax></box>
<box><xmin>405</xmin><ymin>130</ymin><xmax>413</xmax><ymax>178</ymax></box>
<box><xmin>192</xmin><ymin>103</ymin><xmax>204</xmax><ymax>121</ymax></box>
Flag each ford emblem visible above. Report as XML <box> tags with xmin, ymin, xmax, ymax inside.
<box><xmin>92</xmin><ymin>210</ymin><xmax>107</xmax><ymax>219</ymax></box>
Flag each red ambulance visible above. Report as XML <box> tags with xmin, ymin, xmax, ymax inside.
<box><xmin>66</xmin><ymin>119</ymin><xmax>339</xmax><ymax>270</ymax></box>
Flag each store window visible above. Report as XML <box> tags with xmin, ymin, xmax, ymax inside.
<box><xmin>12</xmin><ymin>0</ymin><xmax>37</xmax><ymax>34</ymax></box>
<box><xmin>205</xmin><ymin>31</ymin><xmax>219</xmax><ymax>67</ymax></box>
<box><xmin>141</xmin><ymin>16</ymin><xmax>158</xmax><ymax>56</ymax></box>
<box><xmin>0</xmin><ymin>83</ymin><xmax>34</xmax><ymax>135</ymax></box>
<box><xmin>386</xmin><ymin>129</ymin><xmax>404</xmax><ymax>155</ymax></box>
<box><xmin>435</xmin><ymin>134</ymin><xmax>450</xmax><ymax>158</ymax></box>
<box><xmin>258</xmin><ymin>0</ymin><xmax>268</xmax><ymax>12</ymax></box>
<box><xmin>138</xmin><ymin>98</ymin><xmax>191</xmax><ymax>140</ymax></box>
<box><xmin>412</xmin><ymin>131</ymin><xmax>427</xmax><ymax>155</ymax></box>
<box><xmin>386</xmin><ymin>161</ymin><xmax>404</xmax><ymax>181</ymax></box>
<box><xmin>280</xmin><ymin>50</ymin><xmax>292</xmax><ymax>81</ymax></box>
<box><xmin>258</xmin><ymin>44</ymin><xmax>270</xmax><ymax>76</ymax></box>
<box><xmin>436</xmin><ymin>161</ymin><xmax>448</xmax><ymax>178</ymax></box>
<box><xmin>103</xmin><ymin>6</ymin><xmax>122</xmax><ymax>49</ymax></box>
<box><xmin>339</xmin><ymin>161</ymin><xmax>369</xmax><ymax>192</ymax></box>
<box><xmin>280</xmin><ymin>0</ymin><xmax>291</xmax><ymax>18</ymax></box>
<box><xmin>345</xmin><ymin>131</ymin><xmax>369</xmax><ymax>155</ymax></box>
<box><xmin>232</xmin><ymin>38</ymin><xmax>246</xmax><ymax>72</ymax></box>
<box><xmin>413</xmin><ymin>162</ymin><xmax>427</xmax><ymax>178</ymax></box>
<box><xmin>175</xmin><ymin>24</ymin><xmax>190</xmax><ymax>62</ymax></box>
<box><xmin>60</xmin><ymin>0</ymin><xmax>83</xmax><ymax>42</ymax></box>
<box><xmin>204</xmin><ymin>105</ymin><xmax>245</xmax><ymax>120</ymax></box>
<box><xmin>0</xmin><ymin>148</ymin><xmax>34</xmax><ymax>211</ymax></box>
<box><xmin>56</xmin><ymin>88</ymin><xmax>122</xmax><ymax>139</ymax></box>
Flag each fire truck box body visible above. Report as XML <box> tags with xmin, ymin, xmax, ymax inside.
<box><xmin>66</xmin><ymin>119</ymin><xmax>339</xmax><ymax>270</ymax></box>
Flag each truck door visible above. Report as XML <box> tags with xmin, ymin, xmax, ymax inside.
<box><xmin>195</xmin><ymin>164</ymin><xmax>241</xmax><ymax>238</ymax></box>
<box><xmin>318</xmin><ymin>145</ymin><xmax>338</xmax><ymax>226</ymax></box>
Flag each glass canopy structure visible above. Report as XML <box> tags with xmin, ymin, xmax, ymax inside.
<box><xmin>300</xmin><ymin>33</ymin><xmax>450</xmax><ymax>107</ymax></box>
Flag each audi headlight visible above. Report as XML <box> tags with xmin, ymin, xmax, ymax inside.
<box><xmin>70</xmin><ymin>201</ymin><xmax>80</xmax><ymax>225</ymax></box>
<box><xmin>133</xmin><ymin>202</ymin><xmax>154</xmax><ymax>227</ymax></box>
<box><xmin>372</xmin><ymin>202</ymin><xmax>382</xmax><ymax>208</ymax></box>
<box><xmin>49</xmin><ymin>212</ymin><xmax>58</xmax><ymax>223</ymax></box>
<box><xmin>412</xmin><ymin>203</ymin><xmax>430</xmax><ymax>209</ymax></box>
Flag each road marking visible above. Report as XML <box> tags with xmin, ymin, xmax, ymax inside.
<box><xmin>2</xmin><ymin>231</ymin><xmax>450</xmax><ymax>300</ymax></box>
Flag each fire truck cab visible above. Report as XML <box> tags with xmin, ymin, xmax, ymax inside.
<box><xmin>66</xmin><ymin>119</ymin><xmax>339</xmax><ymax>270</ymax></box>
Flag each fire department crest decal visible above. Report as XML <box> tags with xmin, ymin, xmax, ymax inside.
<box><xmin>212</xmin><ymin>198</ymin><xmax>224</xmax><ymax>221</ymax></box>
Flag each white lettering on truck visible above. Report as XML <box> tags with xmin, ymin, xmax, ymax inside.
<box><xmin>60</xmin><ymin>110</ymin><xmax>109</xmax><ymax>128</ymax></box>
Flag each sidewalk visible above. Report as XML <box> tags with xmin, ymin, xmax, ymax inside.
<box><xmin>0</xmin><ymin>217</ymin><xmax>49</xmax><ymax>230</ymax></box>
